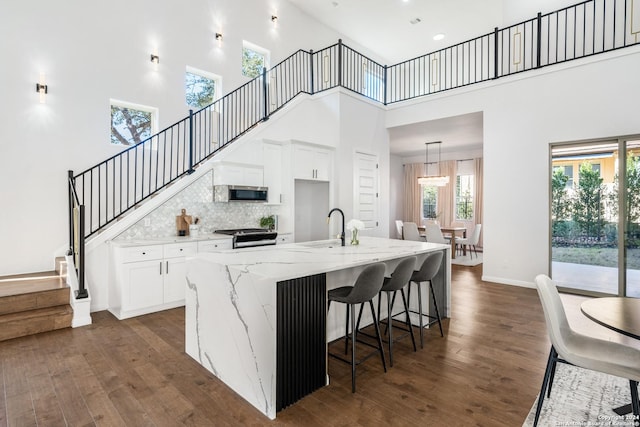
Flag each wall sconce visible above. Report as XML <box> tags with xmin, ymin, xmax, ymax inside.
<box><xmin>150</xmin><ymin>53</ymin><xmax>159</xmax><ymax>64</ymax></box>
<box><xmin>36</xmin><ymin>73</ymin><xmax>47</xmax><ymax>104</ymax></box>
<box><xmin>215</xmin><ymin>33</ymin><xmax>223</xmax><ymax>42</ymax></box>
<box><xmin>271</xmin><ymin>15</ymin><xmax>278</xmax><ymax>24</ymax></box>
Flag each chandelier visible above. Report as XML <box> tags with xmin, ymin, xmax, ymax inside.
<box><xmin>417</xmin><ymin>141</ymin><xmax>449</xmax><ymax>187</ymax></box>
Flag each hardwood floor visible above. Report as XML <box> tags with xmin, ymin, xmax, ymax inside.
<box><xmin>0</xmin><ymin>265</ymin><xmax>553</xmax><ymax>426</ymax></box>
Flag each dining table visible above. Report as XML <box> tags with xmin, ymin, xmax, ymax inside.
<box><xmin>580</xmin><ymin>297</ymin><xmax>640</xmax><ymax>415</ymax></box>
<box><xmin>441</xmin><ymin>226</ymin><xmax>467</xmax><ymax>259</ymax></box>
<box><xmin>418</xmin><ymin>225</ymin><xmax>467</xmax><ymax>259</ymax></box>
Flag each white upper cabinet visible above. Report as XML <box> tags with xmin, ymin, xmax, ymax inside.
<box><xmin>213</xmin><ymin>163</ymin><xmax>264</xmax><ymax>187</ymax></box>
<box><xmin>292</xmin><ymin>143</ymin><xmax>332</xmax><ymax>181</ymax></box>
<box><xmin>263</xmin><ymin>143</ymin><xmax>284</xmax><ymax>204</ymax></box>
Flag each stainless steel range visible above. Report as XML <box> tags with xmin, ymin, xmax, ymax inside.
<box><xmin>215</xmin><ymin>228</ymin><xmax>278</xmax><ymax>249</ymax></box>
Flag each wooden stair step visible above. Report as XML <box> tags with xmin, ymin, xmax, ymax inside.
<box><xmin>0</xmin><ymin>304</ymin><xmax>73</xmax><ymax>342</ymax></box>
<box><xmin>0</xmin><ymin>274</ymin><xmax>70</xmax><ymax>316</ymax></box>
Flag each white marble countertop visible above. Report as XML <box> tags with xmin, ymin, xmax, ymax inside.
<box><xmin>191</xmin><ymin>236</ymin><xmax>449</xmax><ymax>282</ymax></box>
<box><xmin>110</xmin><ymin>232</ymin><xmax>232</xmax><ymax>247</ymax></box>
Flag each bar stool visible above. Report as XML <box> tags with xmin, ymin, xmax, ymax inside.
<box><xmin>377</xmin><ymin>257</ymin><xmax>417</xmax><ymax>367</ymax></box>
<box><xmin>327</xmin><ymin>263</ymin><xmax>387</xmax><ymax>393</ymax></box>
<box><xmin>407</xmin><ymin>251</ymin><xmax>444</xmax><ymax>349</ymax></box>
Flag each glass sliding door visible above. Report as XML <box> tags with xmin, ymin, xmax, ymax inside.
<box><xmin>550</xmin><ymin>141</ymin><xmax>619</xmax><ymax>295</ymax></box>
<box><xmin>551</xmin><ymin>136</ymin><xmax>640</xmax><ymax>297</ymax></box>
<box><xmin>625</xmin><ymin>140</ymin><xmax>640</xmax><ymax>297</ymax></box>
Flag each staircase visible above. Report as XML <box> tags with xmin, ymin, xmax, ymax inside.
<box><xmin>0</xmin><ymin>257</ymin><xmax>73</xmax><ymax>341</ymax></box>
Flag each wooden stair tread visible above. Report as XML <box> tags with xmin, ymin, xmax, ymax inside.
<box><xmin>0</xmin><ymin>275</ymin><xmax>67</xmax><ymax>298</ymax></box>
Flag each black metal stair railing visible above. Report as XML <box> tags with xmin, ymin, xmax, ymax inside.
<box><xmin>67</xmin><ymin>0</ymin><xmax>639</xmax><ymax>298</ymax></box>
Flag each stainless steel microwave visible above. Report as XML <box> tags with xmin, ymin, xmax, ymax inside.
<box><xmin>214</xmin><ymin>185</ymin><xmax>268</xmax><ymax>203</ymax></box>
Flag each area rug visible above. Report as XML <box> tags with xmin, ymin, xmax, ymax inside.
<box><xmin>451</xmin><ymin>253</ymin><xmax>482</xmax><ymax>266</ymax></box>
<box><xmin>522</xmin><ymin>363</ymin><xmax>636</xmax><ymax>426</ymax></box>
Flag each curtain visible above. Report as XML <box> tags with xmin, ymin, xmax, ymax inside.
<box><xmin>474</xmin><ymin>157</ymin><xmax>484</xmax><ymax>248</ymax></box>
<box><xmin>403</xmin><ymin>163</ymin><xmax>423</xmax><ymax>224</ymax></box>
<box><xmin>437</xmin><ymin>160</ymin><xmax>457</xmax><ymax>227</ymax></box>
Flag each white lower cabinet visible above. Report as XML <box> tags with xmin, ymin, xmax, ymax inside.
<box><xmin>197</xmin><ymin>239</ymin><xmax>233</xmax><ymax>251</ymax></box>
<box><xmin>110</xmin><ymin>242</ymin><xmax>197</xmax><ymax>319</ymax></box>
<box><xmin>276</xmin><ymin>233</ymin><xmax>293</xmax><ymax>244</ymax></box>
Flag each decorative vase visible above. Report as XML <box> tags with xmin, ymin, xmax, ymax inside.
<box><xmin>351</xmin><ymin>229</ymin><xmax>359</xmax><ymax>245</ymax></box>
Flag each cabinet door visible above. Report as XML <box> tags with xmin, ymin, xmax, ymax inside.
<box><xmin>264</xmin><ymin>144</ymin><xmax>283</xmax><ymax>204</ymax></box>
<box><xmin>313</xmin><ymin>148</ymin><xmax>331</xmax><ymax>181</ymax></box>
<box><xmin>292</xmin><ymin>145</ymin><xmax>316</xmax><ymax>180</ymax></box>
<box><xmin>243</xmin><ymin>167</ymin><xmax>264</xmax><ymax>186</ymax></box>
<box><xmin>121</xmin><ymin>260</ymin><xmax>163</xmax><ymax>311</ymax></box>
<box><xmin>164</xmin><ymin>258</ymin><xmax>187</xmax><ymax>303</ymax></box>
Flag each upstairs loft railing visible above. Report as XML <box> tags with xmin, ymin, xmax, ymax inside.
<box><xmin>67</xmin><ymin>0</ymin><xmax>639</xmax><ymax>298</ymax></box>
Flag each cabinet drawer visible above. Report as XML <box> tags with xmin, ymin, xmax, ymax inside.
<box><xmin>198</xmin><ymin>239</ymin><xmax>232</xmax><ymax>251</ymax></box>
<box><xmin>122</xmin><ymin>246</ymin><xmax>163</xmax><ymax>263</ymax></box>
<box><xmin>164</xmin><ymin>242</ymin><xmax>197</xmax><ymax>258</ymax></box>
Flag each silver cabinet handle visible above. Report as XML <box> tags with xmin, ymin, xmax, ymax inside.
<box><xmin>166</xmin><ymin>261</ymin><xmax>169</xmax><ymax>274</ymax></box>
<box><xmin>159</xmin><ymin>261</ymin><xmax>162</xmax><ymax>275</ymax></box>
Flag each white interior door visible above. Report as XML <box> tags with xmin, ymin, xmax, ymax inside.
<box><xmin>354</xmin><ymin>152</ymin><xmax>379</xmax><ymax>230</ymax></box>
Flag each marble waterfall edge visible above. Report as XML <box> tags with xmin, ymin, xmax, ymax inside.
<box><xmin>185</xmin><ymin>257</ymin><xmax>277</xmax><ymax>419</ymax></box>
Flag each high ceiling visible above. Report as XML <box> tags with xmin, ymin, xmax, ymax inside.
<box><xmin>287</xmin><ymin>0</ymin><xmax>576</xmax><ymax>157</ymax></box>
<box><xmin>287</xmin><ymin>0</ymin><xmax>504</xmax><ymax>64</ymax></box>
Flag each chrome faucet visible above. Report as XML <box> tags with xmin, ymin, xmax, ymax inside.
<box><xmin>327</xmin><ymin>208</ymin><xmax>345</xmax><ymax>246</ymax></box>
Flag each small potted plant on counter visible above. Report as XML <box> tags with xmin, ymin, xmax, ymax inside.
<box><xmin>260</xmin><ymin>215</ymin><xmax>276</xmax><ymax>231</ymax></box>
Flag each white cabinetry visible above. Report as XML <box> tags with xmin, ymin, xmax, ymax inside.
<box><xmin>263</xmin><ymin>143</ymin><xmax>283</xmax><ymax>204</ymax></box>
<box><xmin>197</xmin><ymin>239</ymin><xmax>233</xmax><ymax>252</ymax></box>
<box><xmin>110</xmin><ymin>242</ymin><xmax>197</xmax><ymax>319</ymax></box>
<box><xmin>292</xmin><ymin>144</ymin><xmax>332</xmax><ymax>181</ymax></box>
<box><xmin>213</xmin><ymin>163</ymin><xmax>264</xmax><ymax>187</ymax></box>
<box><xmin>275</xmin><ymin>233</ymin><xmax>293</xmax><ymax>244</ymax></box>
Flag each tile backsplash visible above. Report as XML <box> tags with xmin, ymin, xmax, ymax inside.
<box><xmin>115</xmin><ymin>171</ymin><xmax>279</xmax><ymax>240</ymax></box>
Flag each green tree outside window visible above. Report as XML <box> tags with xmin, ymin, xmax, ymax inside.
<box><xmin>110</xmin><ymin>105</ymin><xmax>152</xmax><ymax>146</ymax></box>
<box><xmin>185</xmin><ymin>72</ymin><xmax>216</xmax><ymax>109</ymax></box>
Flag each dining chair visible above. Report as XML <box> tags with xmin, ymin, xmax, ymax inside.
<box><xmin>456</xmin><ymin>224</ymin><xmax>482</xmax><ymax>259</ymax></box>
<box><xmin>424</xmin><ymin>223</ymin><xmax>449</xmax><ymax>244</ymax></box>
<box><xmin>532</xmin><ymin>275</ymin><xmax>640</xmax><ymax>426</ymax></box>
<box><xmin>402</xmin><ymin>222</ymin><xmax>424</xmax><ymax>242</ymax></box>
<box><xmin>395</xmin><ymin>220</ymin><xmax>404</xmax><ymax>239</ymax></box>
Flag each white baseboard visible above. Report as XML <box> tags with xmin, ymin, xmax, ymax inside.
<box><xmin>481</xmin><ymin>275</ymin><xmax>536</xmax><ymax>289</ymax></box>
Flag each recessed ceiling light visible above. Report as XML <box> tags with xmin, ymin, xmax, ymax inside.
<box><xmin>433</xmin><ymin>33</ymin><xmax>445</xmax><ymax>41</ymax></box>
<box><xmin>410</xmin><ymin>17</ymin><xmax>421</xmax><ymax>25</ymax></box>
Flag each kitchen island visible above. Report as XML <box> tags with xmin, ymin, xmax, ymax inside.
<box><xmin>185</xmin><ymin>236</ymin><xmax>450</xmax><ymax>419</ymax></box>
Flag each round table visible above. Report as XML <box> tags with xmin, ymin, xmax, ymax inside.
<box><xmin>581</xmin><ymin>297</ymin><xmax>640</xmax><ymax>341</ymax></box>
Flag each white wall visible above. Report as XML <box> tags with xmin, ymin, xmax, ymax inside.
<box><xmin>0</xmin><ymin>0</ymin><xmax>368</xmax><ymax>276</ymax></box>
<box><xmin>387</xmin><ymin>48</ymin><xmax>640</xmax><ymax>287</ymax></box>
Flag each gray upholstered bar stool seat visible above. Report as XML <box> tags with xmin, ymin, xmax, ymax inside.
<box><xmin>327</xmin><ymin>262</ymin><xmax>387</xmax><ymax>393</ymax></box>
<box><xmin>407</xmin><ymin>251</ymin><xmax>444</xmax><ymax>349</ymax></box>
<box><xmin>378</xmin><ymin>256</ymin><xmax>418</xmax><ymax>367</ymax></box>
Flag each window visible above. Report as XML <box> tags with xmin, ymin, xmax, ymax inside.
<box><xmin>456</xmin><ymin>174</ymin><xmax>474</xmax><ymax>220</ymax></box>
<box><xmin>185</xmin><ymin>66</ymin><xmax>221</xmax><ymax>109</ymax></box>
<box><xmin>242</xmin><ymin>41</ymin><xmax>270</xmax><ymax>79</ymax></box>
<box><xmin>110</xmin><ymin>100</ymin><xmax>157</xmax><ymax>146</ymax></box>
<box><xmin>563</xmin><ymin>165</ymin><xmax>574</xmax><ymax>188</ymax></box>
<box><xmin>422</xmin><ymin>186</ymin><xmax>437</xmax><ymax>220</ymax></box>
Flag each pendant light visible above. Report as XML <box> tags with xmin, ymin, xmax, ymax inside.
<box><xmin>418</xmin><ymin>141</ymin><xmax>449</xmax><ymax>186</ymax></box>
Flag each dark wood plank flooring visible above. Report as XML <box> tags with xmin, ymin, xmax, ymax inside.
<box><xmin>0</xmin><ymin>265</ymin><xmax>552</xmax><ymax>426</ymax></box>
